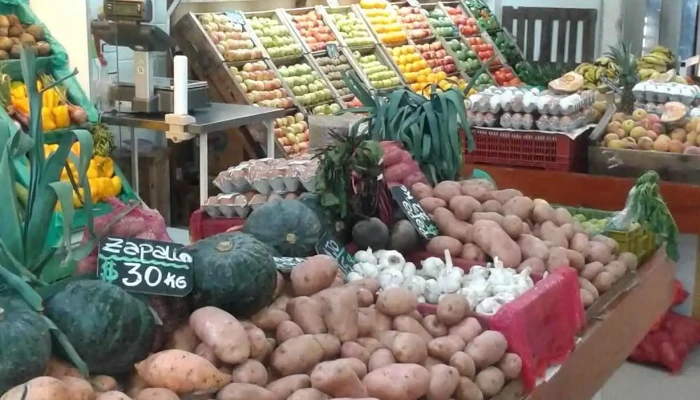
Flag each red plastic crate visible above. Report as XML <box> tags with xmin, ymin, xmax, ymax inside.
<box><xmin>189</xmin><ymin>209</ymin><xmax>245</xmax><ymax>242</ymax></box>
<box><xmin>463</xmin><ymin>127</ymin><xmax>589</xmax><ymax>171</ymax></box>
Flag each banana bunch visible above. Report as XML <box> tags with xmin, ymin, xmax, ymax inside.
<box><xmin>638</xmin><ymin>46</ymin><xmax>676</xmax><ymax>79</ymax></box>
<box><xmin>574</xmin><ymin>57</ymin><xmax>618</xmax><ymax>89</ymax></box>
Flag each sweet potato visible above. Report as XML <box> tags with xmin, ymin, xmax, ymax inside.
<box><xmin>315</xmin><ymin>287</ymin><xmax>359</xmax><ymax>342</ymax></box>
<box><xmin>437</xmin><ymin>293</ymin><xmax>471</xmax><ymax>326</ymax></box>
<box><xmin>618</xmin><ymin>252</ymin><xmax>639</xmax><ymax>271</ymax></box>
<box><xmin>454</xmin><ymin>377</ymin><xmax>483</xmax><ymax>400</ymax></box>
<box><xmin>412</xmin><ymin>182</ymin><xmax>434</xmax><ymax>198</ymax></box>
<box><xmin>420</xmin><ymin>197</ymin><xmax>448</xmax><ymax>214</ymax></box>
<box><xmin>465</xmin><ymin>331</ymin><xmax>508</xmax><ymax>369</ymax></box>
<box><xmin>581</xmin><ymin>261</ymin><xmax>605</xmax><ymax>281</ymax></box>
<box><xmin>291</xmin><ymin>255</ymin><xmax>339</xmax><ymax>296</ymax></box>
<box><xmin>553</xmin><ymin>207</ymin><xmax>574</xmax><ymax>226</ymax></box>
<box><xmin>95</xmin><ymin>392</ymin><xmax>132</xmax><ymax>400</ymax></box>
<box><xmin>124</xmin><ymin>372</ymin><xmax>148</xmax><ymax>399</ymax></box>
<box><xmin>592</xmin><ymin>235</ymin><xmax>619</xmax><ymax>255</ymax></box>
<box><xmin>502</xmin><ymin>196</ymin><xmax>534</xmax><ymax>220</ymax></box>
<box><xmin>313</xmin><ymin>334</ymin><xmax>342</xmax><ymax>359</ymax></box>
<box><xmin>216</xmin><ymin>383</ymin><xmax>277</xmax><ymax>400</ymax></box>
<box><xmin>310</xmin><ymin>361</ymin><xmax>367</xmax><ymax>398</ymax></box>
<box><xmin>251</xmin><ymin>308</ymin><xmax>290</xmax><ymax>331</ymax></box>
<box><xmin>517</xmin><ymin>257</ymin><xmax>546</xmax><ymax>275</ymax></box>
<box><xmin>472</xmin><ymin>220</ymin><xmax>522</xmax><ymax>268</ymax></box>
<box><xmin>460</xmin><ymin>185</ymin><xmax>493</xmax><ymax>202</ymax></box>
<box><xmin>434</xmin><ymin>181</ymin><xmax>463</xmax><ymax>202</ymax></box>
<box><xmin>341</xmin><ymin>341</ymin><xmax>371</xmax><ymax>365</ymax></box>
<box><xmin>539</xmin><ymin>221</ymin><xmax>568</xmax><ymax>248</ymax></box>
<box><xmin>426</xmin><ymin>236</ymin><xmax>464</xmax><ymax>257</ymax></box>
<box><xmin>565</xmin><ymin>249</ymin><xmax>586</xmax><ymax>270</ymax></box>
<box><xmin>393</xmin><ymin>315</ymin><xmax>434</xmax><ymax>343</ymax></box>
<box><xmin>59</xmin><ymin>376</ymin><xmax>94</xmax><ymax>400</ymax></box>
<box><xmin>363</xmin><ymin>364</ymin><xmax>430</xmax><ymax>400</ymax></box>
<box><xmin>428</xmin><ymin>335</ymin><xmax>466</xmax><ymax>362</ymax></box>
<box><xmin>277</xmin><ymin>320</ymin><xmax>304</xmax><ymax>343</ymax></box>
<box><xmin>287</xmin><ymin>296</ymin><xmax>327</xmax><ymax>334</ymax></box>
<box><xmin>448</xmin><ymin>317</ymin><xmax>482</xmax><ymax>343</ymax></box>
<box><xmin>422</xmin><ymin>315</ymin><xmax>449</xmax><ymax>337</ymax></box>
<box><xmin>480</xmin><ymin>199</ymin><xmax>503</xmax><ymax>213</ymax></box>
<box><xmin>469</xmin><ymin>212</ymin><xmax>504</xmax><ymax>226</ymax></box>
<box><xmin>502</xmin><ymin>215</ymin><xmax>524</xmax><ymax>239</ymax></box>
<box><xmin>475</xmin><ymin>367</ymin><xmax>505</xmax><ymax>397</ymax></box>
<box><xmin>433</xmin><ymin>208</ymin><xmax>473</xmax><ymax>243</ymax></box>
<box><xmin>356</xmin><ymin>337</ymin><xmax>383</xmax><ymax>354</ymax></box>
<box><xmin>231</xmin><ymin>360</ymin><xmax>268</xmax><ymax>386</ymax></box>
<box><xmin>135</xmin><ymin>350</ymin><xmax>230</xmax><ymax>394</ymax></box>
<box><xmin>376</xmin><ymin>287</ymin><xmax>418</xmax><ymax>316</ymax></box>
<box><xmin>189</xmin><ymin>307</ymin><xmax>250</xmax><ymax>364</ymax></box>
<box><xmin>265</xmin><ymin>375</ymin><xmax>310</xmax><ymax>400</ymax></box>
<box><xmin>271</xmin><ymin>334</ymin><xmax>325</xmax><ymax>376</ymax></box>
<box><xmin>392</xmin><ymin>332</ymin><xmax>429</xmax><ymax>364</ymax></box>
<box><xmin>587</xmin><ymin>241</ymin><xmax>613</xmax><ymax>264</ymax></box>
<box><xmin>89</xmin><ymin>376</ymin><xmax>119</xmax><ymax>392</ymax></box>
<box><xmin>286</xmin><ymin>388</ymin><xmax>329</xmax><ymax>400</ymax></box>
<box><xmin>605</xmin><ymin>260</ymin><xmax>628</xmax><ymax>279</ymax></box>
<box><xmin>569</xmin><ymin>233</ymin><xmax>590</xmax><ymax>256</ymax></box>
<box><xmin>517</xmin><ymin>234</ymin><xmax>550</xmax><ymax>260</ymax></box>
<box><xmin>498</xmin><ymin>353</ymin><xmax>522</xmax><ymax>380</ymax></box>
<box><xmin>491</xmin><ymin>189</ymin><xmax>523</xmax><ymax>204</ymax></box>
<box><xmin>461</xmin><ymin>243</ymin><xmax>486</xmax><ymax>261</ymax></box>
<box><xmin>449</xmin><ymin>352</ymin><xmax>476</xmax><ymax>380</ymax></box>
<box><xmin>427</xmin><ymin>365</ymin><xmax>460</xmax><ymax>400</ymax></box>
<box><xmin>592</xmin><ymin>271</ymin><xmax>615</xmax><ymax>293</ymax></box>
<box><xmin>195</xmin><ymin>342</ymin><xmax>220</xmax><ymax>366</ymax></box>
<box><xmin>449</xmin><ymin>196</ymin><xmax>482</xmax><ymax>221</ymax></box>
<box><xmin>134</xmin><ymin>388</ymin><xmax>179</xmax><ymax>400</ymax></box>
<box><xmin>369</xmin><ymin>348</ymin><xmax>397</xmax><ymax>372</ymax></box>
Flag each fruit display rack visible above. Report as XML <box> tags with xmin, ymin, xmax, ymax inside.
<box><xmin>321</xmin><ymin>5</ymin><xmax>378</xmax><ymax>50</ymax></box>
<box><xmin>461</xmin><ymin>32</ymin><xmax>507</xmax><ymax>70</ymax></box>
<box><xmin>439</xmin><ymin>36</ymin><xmax>481</xmax><ymax>76</ymax></box>
<box><xmin>356</xmin><ymin>3</ymin><xmax>409</xmax><ymax>46</ymax></box>
<box><xmin>440</xmin><ymin>1</ymin><xmax>482</xmax><ymax>37</ymax></box>
<box><xmin>281</xmin><ymin>7</ymin><xmax>339</xmax><ymax>55</ymax></box>
<box><xmin>462</xmin><ymin>0</ymin><xmax>501</xmax><ymax>32</ymax></box>
<box><xmin>245</xmin><ymin>10</ymin><xmax>304</xmax><ymax>60</ymax></box>
<box><xmin>311</xmin><ymin>47</ymin><xmax>358</xmax><ymax>101</ymax></box>
<box><xmin>391</xmin><ymin>2</ymin><xmax>435</xmax><ymax>43</ymax></box>
<box><xmin>421</xmin><ymin>2</ymin><xmax>460</xmax><ymax>39</ymax></box>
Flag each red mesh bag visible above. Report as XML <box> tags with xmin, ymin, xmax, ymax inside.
<box><xmin>650</xmin><ymin>279</ymin><xmax>688</xmax><ymax>332</ymax></box>
<box><xmin>628</xmin><ymin>311</ymin><xmax>700</xmax><ymax>373</ymax></box>
<box><xmin>380</xmin><ymin>141</ymin><xmax>428</xmax><ymax>187</ymax></box>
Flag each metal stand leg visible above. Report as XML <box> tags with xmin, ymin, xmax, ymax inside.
<box><xmin>130</xmin><ymin>127</ymin><xmax>140</xmax><ymax>196</ymax></box>
<box><xmin>264</xmin><ymin>119</ymin><xmax>274</xmax><ymax>157</ymax></box>
<box><xmin>199</xmin><ymin>133</ymin><xmax>208</xmax><ymax>206</ymax></box>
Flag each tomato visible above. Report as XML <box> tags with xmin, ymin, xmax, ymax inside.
<box><xmin>505</xmin><ymin>72</ymin><xmax>514</xmax><ymax>80</ymax></box>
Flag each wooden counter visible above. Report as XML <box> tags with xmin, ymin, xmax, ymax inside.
<box><xmin>464</xmin><ymin>165</ymin><xmax>700</xmax><ymax>234</ymax></box>
<box><xmin>494</xmin><ymin>248</ymin><xmax>676</xmax><ymax>400</ymax></box>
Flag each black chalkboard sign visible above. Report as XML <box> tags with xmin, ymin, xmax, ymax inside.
<box><xmin>274</xmin><ymin>257</ymin><xmax>306</xmax><ymax>273</ymax></box>
<box><xmin>407</xmin><ymin>0</ymin><xmax>420</xmax><ymax>6</ymax></box>
<box><xmin>97</xmin><ymin>237</ymin><xmax>194</xmax><ymax>297</ymax></box>
<box><xmin>327</xmin><ymin>43</ymin><xmax>339</xmax><ymax>59</ymax></box>
<box><xmin>226</xmin><ymin>10</ymin><xmax>246</xmax><ymax>25</ymax></box>
<box><xmin>316</xmin><ymin>232</ymin><xmax>354</xmax><ymax>276</ymax></box>
<box><xmin>390</xmin><ymin>185</ymin><xmax>439</xmax><ymax>239</ymax></box>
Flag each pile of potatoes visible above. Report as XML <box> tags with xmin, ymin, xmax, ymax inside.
<box><xmin>413</xmin><ymin>179</ymin><xmax>639</xmax><ymax>308</ymax></box>
<box><xmin>2</xmin><ymin>255</ymin><xmax>522</xmax><ymax>400</ymax></box>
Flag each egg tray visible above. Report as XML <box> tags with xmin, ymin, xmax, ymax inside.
<box><xmin>245</xmin><ymin>10</ymin><xmax>305</xmax><ymax>61</ymax></box>
<box><xmin>351</xmin><ymin>45</ymin><xmax>408</xmax><ymax>92</ymax></box>
<box><xmin>282</xmin><ymin>6</ymin><xmax>340</xmax><ymax>55</ymax></box>
<box><xmin>321</xmin><ymin>5</ymin><xmax>378</xmax><ymax>50</ymax></box>
<box><xmin>268</xmin><ymin>55</ymin><xmax>340</xmax><ymax>114</ymax></box>
<box><xmin>311</xmin><ymin>46</ymin><xmax>360</xmax><ymax>101</ymax></box>
<box><xmin>192</xmin><ymin>12</ymin><xmax>269</xmax><ymax>63</ymax></box>
<box><xmin>418</xmin><ymin>2</ymin><xmax>461</xmax><ymax>39</ymax></box>
<box><xmin>355</xmin><ymin>3</ymin><xmax>409</xmax><ymax>47</ymax></box>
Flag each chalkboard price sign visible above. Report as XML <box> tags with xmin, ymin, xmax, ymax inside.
<box><xmin>98</xmin><ymin>237</ymin><xmax>194</xmax><ymax>297</ymax></box>
<box><xmin>327</xmin><ymin>43</ymin><xmax>339</xmax><ymax>59</ymax></box>
<box><xmin>407</xmin><ymin>0</ymin><xmax>420</xmax><ymax>6</ymax></box>
<box><xmin>226</xmin><ymin>10</ymin><xmax>246</xmax><ymax>25</ymax></box>
<box><xmin>274</xmin><ymin>257</ymin><xmax>306</xmax><ymax>273</ymax></box>
<box><xmin>390</xmin><ymin>185</ymin><xmax>439</xmax><ymax>239</ymax></box>
<box><xmin>316</xmin><ymin>233</ymin><xmax>354</xmax><ymax>276</ymax></box>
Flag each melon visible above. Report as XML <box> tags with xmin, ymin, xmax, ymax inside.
<box><xmin>660</xmin><ymin>102</ymin><xmax>687</xmax><ymax>124</ymax></box>
<box><xmin>298</xmin><ymin>192</ymin><xmax>348</xmax><ymax>241</ymax></box>
<box><xmin>548</xmin><ymin>72</ymin><xmax>585</xmax><ymax>95</ymax></box>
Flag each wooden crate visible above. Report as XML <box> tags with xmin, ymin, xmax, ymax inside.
<box><xmin>321</xmin><ymin>5</ymin><xmax>378</xmax><ymax>50</ymax></box>
<box><xmin>501</xmin><ymin>6</ymin><xmax>597</xmax><ymax>68</ymax></box>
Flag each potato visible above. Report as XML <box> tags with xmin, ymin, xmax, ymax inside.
<box><xmin>393</xmin><ymin>315</ymin><xmax>434</xmax><ymax>343</ymax></box>
<box><xmin>480</xmin><ymin>199</ymin><xmax>503</xmax><ymax>213</ymax></box>
<box><xmin>89</xmin><ymin>376</ymin><xmax>119</xmax><ymax>392</ymax></box>
<box><xmin>189</xmin><ymin>307</ymin><xmax>250</xmax><ymax>364</ymax></box>
<box><xmin>578</xmin><ymin>277</ymin><xmax>600</xmax><ymax>299</ymax></box>
<box><xmin>522</xmin><ymin>222</ymin><xmax>532</xmax><ymax>234</ymax></box>
<box><xmin>460</xmin><ymin>185</ymin><xmax>493</xmax><ymax>202</ymax></box>
<box><xmin>593</xmin><ymin>271</ymin><xmax>615</xmax><ymax>293</ymax></box>
<box><xmin>517</xmin><ymin>257</ymin><xmax>546</xmax><ymax>275</ymax></box>
<box><xmin>409</xmin><ymin>309</ymin><xmax>424</xmax><ymax>322</ymax></box>
<box><xmin>134</xmin><ymin>388</ymin><xmax>178</xmax><ymax>400</ymax></box>
<box><xmin>59</xmin><ymin>376</ymin><xmax>94</xmax><ymax>400</ymax></box>
<box><xmin>273</xmin><ymin>271</ymin><xmax>285</xmax><ymax>298</ymax></box>
<box><xmin>428</xmin><ymin>335</ymin><xmax>466</xmax><ymax>362</ymax></box>
<box><xmin>313</xmin><ymin>334</ymin><xmax>342</xmax><ymax>359</ymax></box>
<box><xmin>592</xmin><ymin>235</ymin><xmax>619</xmax><ymax>255</ymax></box>
<box><xmin>448</xmin><ymin>317</ymin><xmax>482</xmax><ymax>343</ymax></box>
<box><xmin>587</xmin><ymin>241</ymin><xmax>613</xmax><ymax>264</ymax></box>
<box><xmin>465</xmin><ymin>331</ymin><xmax>508</xmax><ymax>369</ymax></box>
<box><xmin>165</xmin><ymin>323</ymin><xmax>199</xmax><ymax>352</ymax></box>
<box><xmin>265</xmin><ymin>374</ymin><xmax>310</xmax><ymax>400</ymax></box>
<box><xmin>359</xmin><ymin>307</ymin><xmax>392</xmax><ymax>336</ymax></box>
<box><xmin>250</xmin><ymin>308</ymin><xmax>290</xmax><ymax>331</ymax></box>
<box><xmin>426</xmin><ymin>236</ymin><xmax>464</xmax><ymax>257</ymax></box>
<box><xmin>195</xmin><ymin>342</ymin><xmax>220</xmax><ymax>366</ymax></box>
<box><xmin>502</xmin><ymin>196</ymin><xmax>535</xmax><ymax>220</ymax></box>
<box><xmin>580</xmin><ymin>288</ymin><xmax>595</xmax><ymax>307</ymax></box>
<box><xmin>376</xmin><ymin>330</ymin><xmax>401</xmax><ymax>348</ymax></box>
<box><xmin>2</xmin><ymin>377</ymin><xmax>71</xmax><ymax>400</ymax></box>
<box><xmin>502</xmin><ymin>215</ymin><xmax>524</xmax><ymax>239</ymax></box>
<box><xmin>434</xmin><ymin>181</ymin><xmax>462</xmax><ymax>202</ymax></box>
<box><xmin>449</xmin><ymin>352</ymin><xmax>476</xmax><ymax>379</ymax></box>
<box><xmin>315</xmin><ymin>287</ymin><xmax>359</xmax><ymax>342</ymax></box>
<box><xmin>231</xmin><ymin>360</ymin><xmax>268</xmax><ymax>386</ymax></box>
<box><xmin>420</xmin><ymin>197</ymin><xmax>448</xmax><ymax>214</ymax></box>
<box><xmin>552</xmin><ymin>207</ymin><xmax>574</xmax><ymax>226</ymax></box>
<box><xmin>461</xmin><ymin>243</ymin><xmax>486</xmax><ymax>262</ymax></box>
<box><xmin>618</xmin><ymin>252</ymin><xmax>639</xmax><ymax>271</ymax></box>
<box><xmin>340</xmin><ymin>341</ymin><xmax>371</xmax><ymax>365</ymax></box>
<box><xmin>270</xmin><ymin>293</ymin><xmax>291</xmax><ymax>311</ymax></box>
<box><xmin>291</xmin><ymin>255</ymin><xmax>339</xmax><ymax>296</ymax></box>
<box><xmin>454</xmin><ymin>377</ymin><xmax>483</xmax><ymax>400</ymax></box>
<box><xmin>437</xmin><ymin>293</ymin><xmax>470</xmax><ymax>326</ymax></box>
<box><xmin>369</xmin><ymin>348</ymin><xmax>397</xmax><ymax>371</ymax></box>
<box><xmin>559</xmin><ymin>223</ymin><xmax>575</xmax><ymax>241</ymax></box>
<box><xmin>392</xmin><ymin>332</ymin><xmax>429</xmax><ymax>364</ymax></box>
<box><xmin>498</xmin><ymin>353</ymin><xmax>522</xmax><ymax>380</ymax></box>
<box><xmin>565</xmin><ymin>249</ymin><xmax>586</xmax><ymax>270</ymax></box>
<box><xmin>310</xmin><ymin>360</ymin><xmax>367</xmax><ymax>398</ymax></box>
<box><xmin>286</xmin><ymin>388</ymin><xmax>329</xmax><ymax>400</ymax></box>
<box><xmin>246</xmin><ymin>326</ymin><xmax>269</xmax><ymax>361</ymax></box>
<box><xmin>376</xmin><ymin>287</ymin><xmax>418</xmax><ymax>316</ymax></box>
<box><xmin>356</xmin><ymin>337</ymin><xmax>383</xmax><ymax>354</ymax></box>
<box><xmin>356</xmin><ymin>288</ymin><xmax>375</xmax><ymax>307</ymax></box>
<box><xmin>363</xmin><ymin>364</ymin><xmax>430</xmax><ymax>400</ymax></box>
<box><xmin>96</xmin><ymin>392</ymin><xmax>132</xmax><ymax>400</ymax></box>
<box><xmin>539</xmin><ymin>221</ymin><xmax>568</xmax><ymax>248</ymax></box>
<box><xmin>413</xmin><ymin>182</ymin><xmax>434</xmax><ymax>199</ymax></box>
<box><xmin>427</xmin><ymin>365</ymin><xmax>460</xmax><ymax>400</ymax></box>
<box><xmin>490</xmin><ymin>189</ymin><xmax>523</xmax><ymax>204</ymax></box>
<box><xmin>569</xmin><ymin>233</ymin><xmax>590</xmax><ymax>256</ymax></box>
<box><xmin>532</xmin><ymin>203</ymin><xmax>555</xmax><ymax>224</ymax></box>
<box><xmin>460</xmin><ymin>178</ymin><xmax>496</xmax><ymax>191</ymax></box>
<box><xmin>287</xmin><ymin>296</ymin><xmax>327</xmax><ymax>334</ymax></box>
<box><xmin>271</xmin><ymin>334</ymin><xmax>325</xmax><ymax>376</ymax></box>
<box><xmin>580</xmin><ymin>262</ymin><xmax>603</xmax><ymax>281</ymax></box>
<box><xmin>547</xmin><ymin>247</ymin><xmax>570</xmax><ymax>272</ymax></box>
<box><xmin>475</xmin><ymin>367</ymin><xmax>505</xmax><ymax>397</ymax></box>
<box><xmin>326</xmin><ymin>358</ymin><xmax>368</xmax><ymax>378</ymax></box>
<box><xmin>346</xmin><ymin>278</ymin><xmax>381</xmax><ymax>296</ymax></box>
<box><xmin>277</xmin><ymin>320</ymin><xmax>304</xmax><ymax>343</ymax></box>
<box><xmin>517</xmin><ymin>234</ymin><xmax>550</xmax><ymax>260</ymax></box>
<box><xmin>469</xmin><ymin>212</ymin><xmax>504</xmax><ymax>226</ymax></box>
<box><xmin>422</xmin><ymin>315</ymin><xmax>448</xmax><ymax>337</ymax></box>
<box><xmin>216</xmin><ymin>383</ymin><xmax>277</xmax><ymax>400</ymax></box>
<box><xmin>434</xmin><ymin>208</ymin><xmax>473</xmax><ymax>244</ymax></box>
<box><xmin>472</xmin><ymin>220</ymin><xmax>522</xmax><ymax>268</ymax></box>
<box><xmin>135</xmin><ymin>350</ymin><xmax>231</xmax><ymax>394</ymax></box>
<box><xmin>605</xmin><ymin>260</ymin><xmax>628</xmax><ymax>279</ymax></box>
<box><xmin>449</xmin><ymin>196</ymin><xmax>482</xmax><ymax>221</ymax></box>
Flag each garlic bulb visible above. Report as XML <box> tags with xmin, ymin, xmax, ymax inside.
<box><xmin>437</xmin><ymin>268</ymin><xmax>462</xmax><ymax>294</ymax></box>
<box><xmin>378</xmin><ymin>268</ymin><xmax>404</xmax><ymax>290</ymax></box>
<box><xmin>355</xmin><ymin>262</ymin><xmax>379</xmax><ymax>279</ymax></box>
<box><xmin>420</xmin><ymin>257</ymin><xmax>445</xmax><ymax>279</ymax></box>
<box><xmin>424</xmin><ymin>279</ymin><xmax>441</xmax><ymax>304</ymax></box>
<box><xmin>402</xmin><ymin>262</ymin><xmax>417</xmax><ymax>279</ymax></box>
<box><xmin>373</xmin><ymin>249</ymin><xmax>388</xmax><ymax>262</ymax></box>
<box><xmin>347</xmin><ymin>272</ymin><xmax>363</xmax><ymax>282</ymax></box>
<box><xmin>378</xmin><ymin>250</ymin><xmax>406</xmax><ymax>271</ymax></box>
<box><xmin>417</xmin><ymin>295</ymin><xmax>427</xmax><ymax>303</ymax></box>
<box><xmin>469</xmin><ymin>265</ymin><xmax>490</xmax><ymax>280</ymax></box>
<box><xmin>404</xmin><ymin>275</ymin><xmax>427</xmax><ymax>298</ymax></box>
<box><xmin>354</xmin><ymin>247</ymin><xmax>378</xmax><ymax>265</ymax></box>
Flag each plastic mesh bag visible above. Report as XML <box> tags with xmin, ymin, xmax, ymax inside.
<box><xmin>487</xmin><ymin>266</ymin><xmax>584</xmax><ymax>392</ymax></box>
<box><xmin>628</xmin><ymin>311</ymin><xmax>700</xmax><ymax>373</ymax></box>
<box><xmin>380</xmin><ymin>141</ymin><xmax>428</xmax><ymax>187</ymax></box>
<box><xmin>76</xmin><ymin>198</ymin><xmax>172</xmax><ymax>274</ymax></box>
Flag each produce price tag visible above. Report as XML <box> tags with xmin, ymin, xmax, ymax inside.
<box><xmin>97</xmin><ymin>236</ymin><xmax>194</xmax><ymax>297</ymax></box>
<box><xmin>316</xmin><ymin>233</ymin><xmax>354</xmax><ymax>276</ymax></box>
<box><xmin>274</xmin><ymin>257</ymin><xmax>306</xmax><ymax>273</ymax></box>
<box><xmin>226</xmin><ymin>10</ymin><xmax>246</xmax><ymax>25</ymax></box>
<box><xmin>327</xmin><ymin>43</ymin><xmax>339</xmax><ymax>59</ymax></box>
<box><xmin>407</xmin><ymin>0</ymin><xmax>420</xmax><ymax>7</ymax></box>
<box><xmin>326</xmin><ymin>0</ymin><xmax>340</xmax><ymax>7</ymax></box>
<box><xmin>390</xmin><ymin>185</ymin><xmax>439</xmax><ymax>239</ymax></box>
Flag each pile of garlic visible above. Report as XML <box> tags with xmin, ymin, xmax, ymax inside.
<box><xmin>349</xmin><ymin>248</ymin><xmax>537</xmax><ymax>315</ymax></box>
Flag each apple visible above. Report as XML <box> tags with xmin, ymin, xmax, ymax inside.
<box><xmin>249</xmin><ymin>16</ymin><xmax>302</xmax><ymax>59</ymax></box>
<box><xmin>230</xmin><ymin>62</ymin><xmax>293</xmax><ymax>109</ymax></box>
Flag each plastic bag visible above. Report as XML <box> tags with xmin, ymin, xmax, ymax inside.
<box><xmin>628</xmin><ymin>311</ymin><xmax>700</xmax><ymax>373</ymax></box>
<box><xmin>380</xmin><ymin>141</ymin><xmax>427</xmax><ymax>187</ymax></box>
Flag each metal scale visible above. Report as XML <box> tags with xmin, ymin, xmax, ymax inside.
<box><xmin>91</xmin><ymin>0</ymin><xmax>210</xmax><ymax>113</ymax></box>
